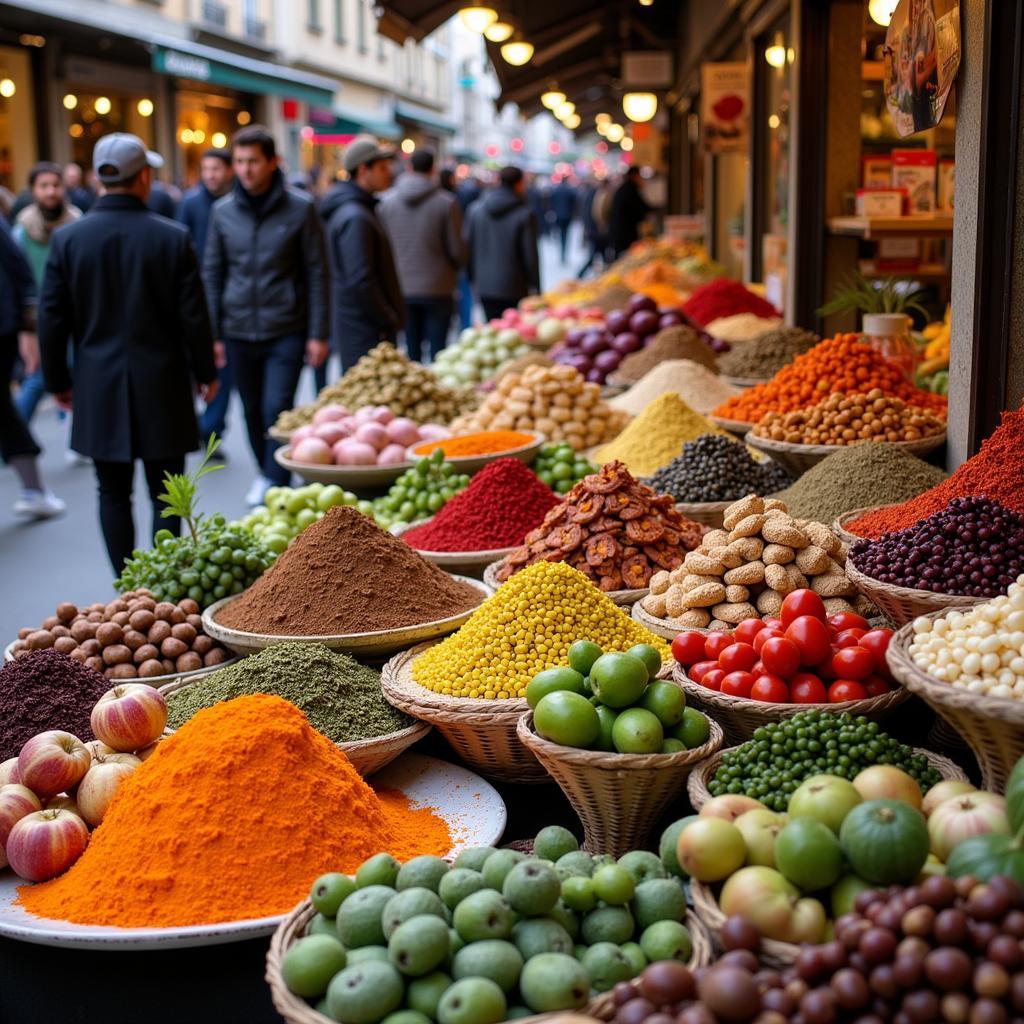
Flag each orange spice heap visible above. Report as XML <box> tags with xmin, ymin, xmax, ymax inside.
<box><xmin>18</xmin><ymin>694</ymin><xmax>450</xmax><ymax>928</ymax></box>
<box><xmin>412</xmin><ymin>430</ymin><xmax>535</xmax><ymax>457</ymax></box>
<box><xmin>712</xmin><ymin>333</ymin><xmax>948</xmax><ymax>425</ymax></box>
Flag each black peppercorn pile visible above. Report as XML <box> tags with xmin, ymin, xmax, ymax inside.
<box><xmin>643</xmin><ymin>432</ymin><xmax>792</xmax><ymax>504</ymax></box>
<box><xmin>850</xmin><ymin>495</ymin><xmax>1024</xmax><ymax>597</ymax></box>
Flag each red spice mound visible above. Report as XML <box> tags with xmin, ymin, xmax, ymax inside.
<box><xmin>848</xmin><ymin>408</ymin><xmax>1024</xmax><ymax>539</ymax></box>
<box><xmin>403</xmin><ymin>457</ymin><xmax>559</xmax><ymax>552</ymax></box>
<box><xmin>683</xmin><ymin>278</ymin><xmax>781</xmax><ymax>327</ymax></box>
<box><xmin>712</xmin><ymin>334</ymin><xmax>948</xmax><ymax>424</ymax></box>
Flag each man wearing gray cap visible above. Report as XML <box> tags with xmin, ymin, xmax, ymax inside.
<box><xmin>320</xmin><ymin>134</ymin><xmax>403</xmax><ymax>367</ymax></box>
<box><xmin>37</xmin><ymin>132</ymin><xmax>218</xmax><ymax>574</ymax></box>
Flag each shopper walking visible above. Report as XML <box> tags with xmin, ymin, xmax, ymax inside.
<box><xmin>465</xmin><ymin>165</ymin><xmax>539</xmax><ymax>321</ymax></box>
<box><xmin>178</xmin><ymin>148</ymin><xmax>234</xmax><ymax>452</ymax></box>
<box><xmin>63</xmin><ymin>163</ymin><xmax>95</xmax><ymax>213</ymax></box>
<box><xmin>455</xmin><ymin>174</ymin><xmax>481</xmax><ymax>329</ymax></box>
<box><xmin>378</xmin><ymin>148</ymin><xmax>463</xmax><ymax>363</ymax></box>
<box><xmin>204</xmin><ymin>125</ymin><xmax>328</xmax><ymax>506</ymax></box>
<box><xmin>549</xmin><ymin>175</ymin><xmax>577</xmax><ymax>264</ymax></box>
<box><xmin>609</xmin><ymin>166</ymin><xmax>652</xmax><ymax>257</ymax></box>
<box><xmin>321</xmin><ymin>135</ymin><xmax>403</xmax><ymax>369</ymax></box>
<box><xmin>38</xmin><ymin>133</ymin><xmax>214</xmax><ymax>569</ymax></box>
<box><xmin>12</xmin><ymin>162</ymin><xmax>81</xmax><ymax>425</ymax></box>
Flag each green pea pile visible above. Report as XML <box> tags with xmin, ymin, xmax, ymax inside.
<box><xmin>115</xmin><ymin>514</ymin><xmax>275</xmax><ymax>608</ymax></box>
<box><xmin>373</xmin><ymin>449</ymin><xmax>471</xmax><ymax>529</ymax></box>
<box><xmin>533</xmin><ymin>443</ymin><xmax>596</xmax><ymax>495</ymax></box>
<box><xmin>709</xmin><ymin>711</ymin><xmax>941</xmax><ymax>811</ymax></box>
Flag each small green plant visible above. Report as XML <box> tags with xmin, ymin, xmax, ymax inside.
<box><xmin>157</xmin><ymin>434</ymin><xmax>225</xmax><ymax>543</ymax></box>
<box><xmin>818</xmin><ymin>271</ymin><xmax>929</xmax><ymax>319</ymax></box>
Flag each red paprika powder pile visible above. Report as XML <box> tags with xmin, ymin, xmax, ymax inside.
<box><xmin>683</xmin><ymin>279</ymin><xmax>781</xmax><ymax>327</ymax></box>
<box><xmin>848</xmin><ymin>408</ymin><xmax>1024</xmax><ymax>539</ymax></box>
<box><xmin>402</xmin><ymin>457</ymin><xmax>559</xmax><ymax>552</ymax></box>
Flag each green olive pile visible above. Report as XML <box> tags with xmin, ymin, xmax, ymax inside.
<box><xmin>709</xmin><ymin>711</ymin><xmax>941</xmax><ymax>811</ymax></box>
<box><xmin>373</xmin><ymin>450</ymin><xmax>471</xmax><ymax>529</ymax></box>
<box><xmin>533</xmin><ymin>443</ymin><xmax>596</xmax><ymax>495</ymax></box>
<box><xmin>115</xmin><ymin>514</ymin><xmax>275</xmax><ymax>609</ymax></box>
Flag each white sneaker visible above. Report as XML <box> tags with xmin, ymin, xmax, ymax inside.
<box><xmin>13</xmin><ymin>490</ymin><xmax>66</xmax><ymax>520</ymax></box>
<box><xmin>65</xmin><ymin>448</ymin><xmax>90</xmax><ymax>467</ymax></box>
<box><xmin>245</xmin><ymin>475</ymin><xmax>272</xmax><ymax>508</ymax></box>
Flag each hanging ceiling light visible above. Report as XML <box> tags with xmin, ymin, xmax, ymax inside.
<box><xmin>458</xmin><ymin>6</ymin><xmax>498</xmax><ymax>33</ymax></box>
<box><xmin>0</xmin><ymin>78</ymin><xmax>14</xmax><ymax>98</ymax></box>
<box><xmin>554</xmin><ymin>100</ymin><xmax>575</xmax><ymax>120</ymax></box>
<box><xmin>605</xmin><ymin>123</ymin><xmax>625</xmax><ymax>143</ymax></box>
<box><xmin>500</xmin><ymin>38</ymin><xmax>534</xmax><ymax>66</ymax></box>
<box><xmin>868</xmin><ymin>0</ymin><xmax>899</xmax><ymax>26</ymax></box>
<box><xmin>764</xmin><ymin>44</ymin><xmax>786</xmax><ymax>67</ymax></box>
<box><xmin>622</xmin><ymin>92</ymin><xmax>657</xmax><ymax>123</ymax></box>
<box><xmin>595</xmin><ymin>112</ymin><xmax>611</xmax><ymax>125</ymax></box>
<box><xmin>541</xmin><ymin>88</ymin><xmax>565</xmax><ymax>110</ymax></box>
<box><xmin>620</xmin><ymin>137</ymin><xmax>634</xmax><ymax>151</ymax></box>
<box><xmin>484</xmin><ymin>20</ymin><xmax>514</xmax><ymax>42</ymax></box>
<box><xmin>563</xmin><ymin>113</ymin><xmax>581</xmax><ymax>129</ymax></box>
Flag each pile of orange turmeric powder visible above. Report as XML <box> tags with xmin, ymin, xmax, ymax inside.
<box><xmin>18</xmin><ymin>694</ymin><xmax>451</xmax><ymax>928</ymax></box>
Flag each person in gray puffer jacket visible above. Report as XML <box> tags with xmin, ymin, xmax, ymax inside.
<box><xmin>378</xmin><ymin>149</ymin><xmax>464</xmax><ymax>363</ymax></box>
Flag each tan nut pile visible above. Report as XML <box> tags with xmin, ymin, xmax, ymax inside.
<box><xmin>640</xmin><ymin>494</ymin><xmax>872</xmax><ymax>629</ymax></box>
<box><xmin>752</xmin><ymin>388</ymin><xmax>946</xmax><ymax>446</ymax></box>
<box><xmin>448</xmin><ymin>364</ymin><xmax>629</xmax><ymax>451</ymax></box>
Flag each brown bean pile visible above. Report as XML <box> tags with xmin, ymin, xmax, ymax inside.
<box><xmin>753</xmin><ymin>388</ymin><xmax>946</xmax><ymax>446</ymax></box>
<box><xmin>11</xmin><ymin>590</ymin><xmax>231</xmax><ymax>680</ymax></box>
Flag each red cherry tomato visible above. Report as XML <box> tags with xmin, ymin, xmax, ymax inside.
<box><xmin>751</xmin><ymin>660</ymin><xmax>765</xmax><ymax>678</ymax></box>
<box><xmin>687</xmin><ymin>659</ymin><xmax>719</xmax><ymax>683</ymax></box>
<box><xmin>719</xmin><ymin>642</ymin><xmax>758</xmax><ymax>673</ymax></box>
<box><xmin>733</xmin><ymin>618</ymin><xmax>764</xmax><ymax>646</ymax></box>
<box><xmin>701</xmin><ymin>668</ymin><xmax>726</xmax><ymax>691</ymax></box>
<box><xmin>833</xmin><ymin>628</ymin><xmax>867</xmax><ymax>649</ymax></box>
<box><xmin>829</xmin><ymin>679</ymin><xmax>868</xmax><ymax>703</ymax></box>
<box><xmin>859</xmin><ymin>628</ymin><xmax>894</xmax><ymax>669</ymax></box>
<box><xmin>763</xmin><ymin>617</ymin><xmax>783</xmax><ymax>631</ymax></box>
<box><xmin>812</xmin><ymin>656</ymin><xmax>836</xmax><ymax>681</ymax></box>
<box><xmin>753</xmin><ymin>627</ymin><xmax>785</xmax><ymax>655</ymax></box>
<box><xmin>672</xmin><ymin>631</ymin><xmax>707</xmax><ymax>666</ymax></box>
<box><xmin>863</xmin><ymin>674</ymin><xmax>891</xmax><ymax>697</ymax></box>
<box><xmin>830</xmin><ymin>646</ymin><xmax>875</xmax><ymax>681</ymax></box>
<box><xmin>751</xmin><ymin>673</ymin><xmax>790</xmax><ymax>703</ymax></box>
<box><xmin>784</xmin><ymin>615</ymin><xmax>832</xmax><ymax>666</ymax></box>
<box><xmin>760</xmin><ymin>636</ymin><xmax>801</xmax><ymax>678</ymax></box>
<box><xmin>720</xmin><ymin>671</ymin><xmax>755</xmax><ymax>698</ymax></box>
<box><xmin>780</xmin><ymin>589</ymin><xmax>827</xmax><ymax>627</ymax></box>
<box><xmin>790</xmin><ymin>673</ymin><xmax>828</xmax><ymax>704</ymax></box>
<box><xmin>704</xmin><ymin>633</ymin><xmax>733</xmax><ymax>660</ymax></box>
<box><xmin>828</xmin><ymin>612</ymin><xmax>870</xmax><ymax>633</ymax></box>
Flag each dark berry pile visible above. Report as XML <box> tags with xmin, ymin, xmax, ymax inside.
<box><xmin>850</xmin><ymin>495</ymin><xmax>1024</xmax><ymax>597</ymax></box>
<box><xmin>643</xmin><ymin>433</ymin><xmax>792</xmax><ymax>503</ymax></box>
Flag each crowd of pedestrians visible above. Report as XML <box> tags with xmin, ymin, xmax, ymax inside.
<box><xmin>1</xmin><ymin>125</ymin><xmax>655</xmax><ymax>574</ymax></box>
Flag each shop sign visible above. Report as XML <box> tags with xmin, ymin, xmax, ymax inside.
<box><xmin>160</xmin><ymin>51</ymin><xmax>212</xmax><ymax>82</ymax></box>
<box><xmin>621</xmin><ymin>52</ymin><xmax>673</xmax><ymax>88</ymax></box>
<box><xmin>883</xmin><ymin>0</ymin><xmax>960</xmax><ymax>137</ymax></box>
<box><xmin>700</xmin><ymin>63</ymin><xmax>749</xmax><ymax>153</ymax></box>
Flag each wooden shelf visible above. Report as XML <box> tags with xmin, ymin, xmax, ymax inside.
<box><xmin>827</xmin><ymin>214</ymin><xmax>954</xmax><ymax>239</ymax></box>
<box><xmin>858</xmin><ymin>261</ymin><xmax>950</xmax><ymax>282</ymax></box>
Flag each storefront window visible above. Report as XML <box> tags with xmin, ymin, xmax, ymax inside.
<box><xmin>175</xmin><ymin>89</ymin><xmax>252</xmax><ymax>185</ymax></box>
<box><xmin>63</xmin><ymin>90</ymin><xmax>156</xmax><ymax>169</ymax></box>
<box><xmin>0</xmin><ymin>45</ymin><xmax>35</xmax><ymax>192</ymax></box>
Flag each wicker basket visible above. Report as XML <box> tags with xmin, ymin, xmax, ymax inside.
<box><xmin>831</xmin><ymin>504</ymin><xmax>893</xmax><ymax>547</ymax></box>
<box><xmin>631</xmin><ymin>602</ymin><xmax>686</xmax><ymax>640</ymax></box>
<box><xmin>845</xmin><ymin>557</ymin><xmax>986</xmax><ymax>627</ymax></box>
<box><xmin>709</xmin><ymin>415</ymin><xmax>754</xmax><ymax>437</ymax></box>
<box><xmin>888</xmin><ymin>612</ymin><xmax>1024</xmax><ymax>791</ymax></box>
<box><xmin>516</xmin><ymin>711</ymin><xmax>723</xmax><ymax>856</ymax></box>
<box><xmin>745</xmin><ymin>431</ymin><xmax>946</xmax><ymax>479</ymax></box>
<box><xmin>671</xmin><ymin>663</ymin><xmax>910</xmax><ymax>746</ymax></box>
<box><xmin>719</xmin><ymin>374</ymin><xmax>770</xmax><ymax>390</ymax></box>
<box><xmin>483</xmin><ymin>560</ymin><xmax>648</xmax><ymax>608</ymax></box>
<box><xmin>687</xmin><ymin>742</ymin><xmax>969</xmax><ymax>812</ymax></box>
<box><xmin>673</xmin><ymin>501</ymin><xmax>731</xmax><ymax>529</ymax></box>
<box><xmin>266</xmin><ymin>901</ymin><xmax>711</xmax><ymax>1024</ymax></box>
<box><xmin>380</xmin><ymin>642</ymin><xmax>549</xmax><ymax>784</ymax></box>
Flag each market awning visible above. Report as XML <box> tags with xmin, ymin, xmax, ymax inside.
<box><xmin>308</xmin><ymin>105</ymin><xmax>402</xmax><ymax>140</ymax></box>
<box><xmin>395</xmin><ymin>101</ymin><xmax>457</xmax><ymax>135</ymax></box>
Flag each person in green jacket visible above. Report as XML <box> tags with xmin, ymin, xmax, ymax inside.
<box><xmin>12</xmin><ymin>162</ymin><xmax>81</xmax><ymax>425</ymax></box>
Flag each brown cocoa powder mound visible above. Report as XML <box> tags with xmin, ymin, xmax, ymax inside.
<box><xmin>615</xmin><ymin>326</ymin><xmax>717</xmax><ymax>382</ymax></box>
<box><xmin>215</xmin><ymin>506</ymin><xmax>483</xmax><ymax>635</ymax></box>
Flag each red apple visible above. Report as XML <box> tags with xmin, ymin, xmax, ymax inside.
<box><xmin>18</xmin><ymin>731</ymin><xmax>91</xmax><ymax>798</ymax></box>
<box><xmin>45</xmin><ymin>794</ymin><xmax>80</xmax><ymax>814</ymax></box>
<box><xmin>0</xmin><ymin>757</ymin><xmax>20</xmax><ymax>787</ymax></box>
<box><xmin>928</xmin><ymin>792</ymin><xmax>1009</xmax><ymax>861</ymax></box>
<box><xmin>84</xmin><ymin>740</ymin><xmax>116</xmax><ymax>762</ymax></box>
<box><xmin>5</xmin><ymin>808</ymin><xmax>89</xmax><ymax>881</ymax></box>
<box><xmin>852</xmin><ymin>764</ymin><xmax>923</xmax><ymax>810</ymax></box>
<box><xmin>75</xmin><ymin>755</ymin><xmax>140</xmax><ymax>827</ymax></box>
<box><xmin>90</xmin><ymin>684</ymin><xmax>168</xmax><ymax>752</ymax></box>
<box><xmin>0</xmin><ymin>784</ymin><xmax>42</xmax><ymax>869</ymax></box>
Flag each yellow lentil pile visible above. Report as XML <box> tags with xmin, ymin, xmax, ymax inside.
<box><xmin>593</xmin><ymin>392</ymin><xmax>730</xmax><ymax>476</ymax></box>
<box><xmin>411</xmin><ymin>561</ymin><xmax>670</xmax><ymax>699</ymax></box>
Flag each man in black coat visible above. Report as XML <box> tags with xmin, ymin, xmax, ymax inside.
<box><xmin>321</xmin><ymin>135</ymin><xmax>403</xmax><ymax>370</ymax></box>
<box><xmin>38</xmin><ymin>133</ymin><xmax>217</xmax><ymax>574</ymax></box>
<box><xmin>609</xmin><ymin>166</ymin><xmax>652</xmax><ymax>257</ymax></box>
<box><xmin>203</xmin><ymin>125</ymin><xmax>328</xmax><ymax>505</ymax></box>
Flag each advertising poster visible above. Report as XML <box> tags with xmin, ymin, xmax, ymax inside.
<box><xmin>701</xmin><ymin>63</ymin><xmax>750</xmax><ymax>153</ymax></box>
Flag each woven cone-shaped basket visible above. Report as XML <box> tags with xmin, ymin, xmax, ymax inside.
<box><xmin>517</xmin><ymin>711</ymin><xmax>723</xmax><ymax>857</ymax></box>
<box><xmin>844</xmin><ymin>558</ymin><xmax>986</xmax><ymax>627</ymax></box>
<box><xmin>380</xmin><ymin>642</ymin><xmax>549</xmax><ymax>784</ymax></box>
<box><xmin>687</xmin><ymin>742</ymin><xmax>969</xmax><ymax>812</ymax></box>
<box><xmin>888</xmin><ymin>612</ymin><xmax>1024</xmax><ymax>792</ymax></box>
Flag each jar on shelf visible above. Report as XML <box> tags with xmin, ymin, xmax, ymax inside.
<box><xmin>861</xmin><ymin>313</ymin><xmax>917</xmax><ymax>381</ymax></box>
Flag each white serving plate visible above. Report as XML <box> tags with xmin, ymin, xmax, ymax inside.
<box><xmin>273</xmin><ymin>445</ymin><xmax>412</xmax><ymax>489</ymax></box>
<box><xmin>0</xmin><ymin>752</ymin><xmax>505</xmax><ymax>950</ymax></box>
<box><xmin>405</xmin><ymin>431</ymin><xmax>544</xmax><ymax>475</ymax></box>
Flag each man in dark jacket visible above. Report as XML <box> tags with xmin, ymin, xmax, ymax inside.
<box><xmin>548</xmin><ymin>175</ymin><xmax>577</xmax><ymax>264</ymax></box>
<box><xmin>378</xmin><ymin>148</ymin><xmax>463</xmax><ymax>362</ymax></box>
<box><xmin>609</xmin><ymin>166</ymin><xmax>652</xmax><ymax>257</ymax></box>
<box><xmin>178</xmin><ymin>148</ymin><xmax>233</xmax><ymax>451</ymax></box>
<box><xmin>465</xmin><ymin>166</ymin><xmax>539</xmax><ymax>321</ymax></box>
<box><xmin>455</xmin><ymin>175</ymin><xmax>481</xmax><ymax>329</ymax></box>
<box><xmin>38</xmin><ymin>133</ymin><xmax>216</xmax><ymax>572</ymax></box>
<box><xmin>321</xmin><ymin>135</ymin><xmax>404</xmax><ymax>369</ymax></box>
<box><xmin>203</xmin><ymin>125</ymin><xmax>328</xmax><ymax>504</ymax></box>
